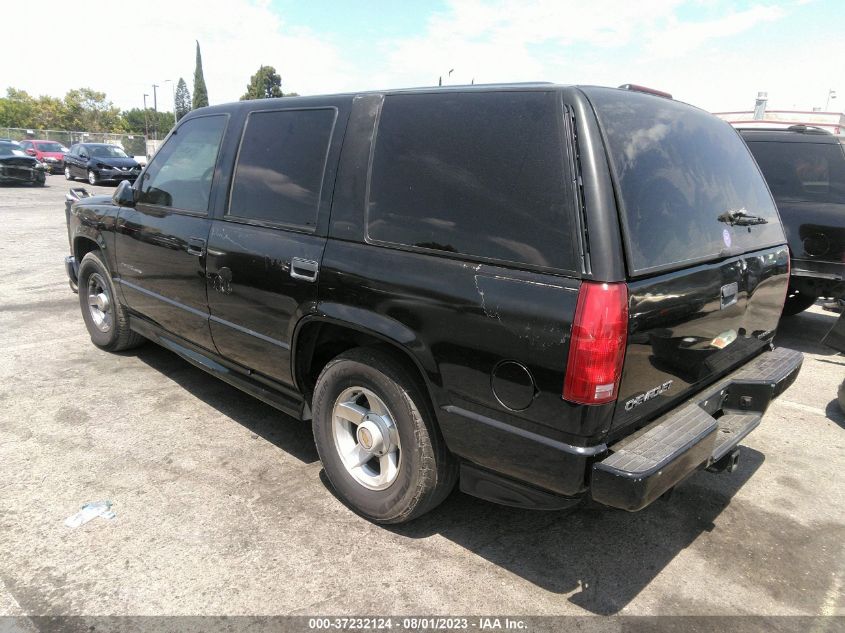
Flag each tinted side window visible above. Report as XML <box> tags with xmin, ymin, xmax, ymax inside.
<box><xmin>367</xmin><ymin>91</ymin><xmax>576</xmax><ymax>271</ymax></box>
<box><xmin>228</xmin><ymin>108</ymin><xmax>336</xmax><ymax>228</ymax></box>
<box><xmin>745</xmin><ymin>140</ymin><xmax>845</xmax><ymax>202</ymax></box>
<box><xmin>138</xmin><ymin>115</ymin><xmax>227</xmax><ymax>213</ymax></box>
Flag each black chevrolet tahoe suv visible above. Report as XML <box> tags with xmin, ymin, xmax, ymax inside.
<box><xmin>64</xmin><ymin>84</ymin><xmax>803</xmax><ymax>523</ymax></box>
<box><xmin>740</xmin><ymin>126</ymin><xmax>845</xmax><ymax>315</ymax></box>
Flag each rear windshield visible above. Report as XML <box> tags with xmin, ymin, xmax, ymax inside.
<box><xmin>585</xmin><ymin>88</ymin><xmax>784</xmax><ymax>275</ymax></box>
<box><xmin>744</xmin><ymin>140</ymin><xmax>845</xmax><ymax>203</ymax></box>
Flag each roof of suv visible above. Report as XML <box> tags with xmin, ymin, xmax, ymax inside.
<box><xmin>738</xmin><ymin>126</ymin><xmax>843</xmax><ymax>144</ymax></box>
<box><xmin>189</xmin><ymin>83</ymin><xmax>692</xmax><ymax>118</ymax></box>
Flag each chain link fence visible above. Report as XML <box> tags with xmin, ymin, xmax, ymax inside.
<box><xmin>0</xmin><ymin>127</ymin><xmax>148</xmax><ymax>157</ymax></box>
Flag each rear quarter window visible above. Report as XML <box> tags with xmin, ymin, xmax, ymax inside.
<box><xmin>367</xmin><ymin>91</ymin><xmax>578</xmax><ymax>272</ymax></box>
<box><xmin>585</xmin><ymin>88</ymin><xmax>785</xmax><ymax>275</ymax></box>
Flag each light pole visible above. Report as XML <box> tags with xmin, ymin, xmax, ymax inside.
<box><xmin>438</xmin><ymin>68</ymin><xmax>455</xmax><ymax>87</ymax></box>
<box><xmin>164</xmin><ymin>79</ymin><xmax>177</xmax><ymax>127</ymax></box>
<box><xmin>152</xmin><ymin>84</ymin><xmax>159</xmax><ymax>140</ymax></box>
<box><xmin>142</xmin><ymin>93</ymin><xmax>149</xmax><ymax>140</ymax></box>
<box><xmin>826</xmin><ymin>89</ymin><xmax>837</xmax><ymax>111</ymax></box>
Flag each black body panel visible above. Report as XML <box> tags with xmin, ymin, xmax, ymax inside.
<box><xmin>61</xmin><ymin>84</ymin><xmax>802</xmax><ymax>513</ymax></box>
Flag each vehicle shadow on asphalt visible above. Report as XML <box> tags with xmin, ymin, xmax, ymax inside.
<box><xmin>776</xmin><ymin>309</ymin><xmax>839</xmax><ymax>356</ymax></box>
<box><xmin>385</xmin><ymin>450</ymin><xmax>765</xmax><ymax>615</ymax></box>
<box><xmin>132</xmin><ymin>344</ymin><xmax>319</xmax><ymax>464</ymax></box>
<box><xmin>825</xmin><ymin>399</ymin><xmax>845</xmax><ymax>427</ymax></box>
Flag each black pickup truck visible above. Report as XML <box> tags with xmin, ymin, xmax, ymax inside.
<box><xmin>64</xmin><ymin>84</ymin><xmax>802</xmax><ymax>523</ymax></box>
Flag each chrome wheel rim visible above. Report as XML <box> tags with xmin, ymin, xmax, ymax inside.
<box><xmin>65</xmin><ymin>167</ymin><xmax>71</xmax><ymax>179</ymax></box>
<box><xmin>86</xmin><ymin>272</ymin><xmax>112</xmax><ymax>332</ymax></box>
<box><xmin>88</xmin><ymin>171</ymin><xmax>96</xmax><ymax>185</ymax></box>
<box><xmin>331</xmin><ymin>386</ymin><xmax>401</xmax><ymax>490</ymax></box>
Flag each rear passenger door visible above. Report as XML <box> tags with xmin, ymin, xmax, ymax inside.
<box><xmin>205</xmin><ymin>105</ymin><xmax>346</xmax><ymax>386</ymax></box>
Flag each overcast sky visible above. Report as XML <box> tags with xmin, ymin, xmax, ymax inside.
<box><xmin>4</xmin><ymin>0</ymin><xmax>841</xmax><ymax>114</ymax></box>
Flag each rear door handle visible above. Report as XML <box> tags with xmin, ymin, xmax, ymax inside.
<box><xmin>186</xmin><ymin>237</ymin><xmax>206</xmax><ymax>257</ymax></box>
<box><xmin>290</xmin><ymin>257</ymin><xmax>319</xmax><ymax>282</ymax></box>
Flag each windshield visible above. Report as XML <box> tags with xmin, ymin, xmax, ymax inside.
<box><xmin>90</xmin><ymin>145</ymin><xmax>128</xmax><ymax>158</ymax></box>
<box><xmin>35</xmin><ymin>142</ymin><xmax>65</xmax><ymax>152</ymax></box>
<box><xmin>745</xmin><ymin>140</ymin><xmax>845</xmax><ymax>203</ymax></box>
<box><xmin>585</xmin><ymin>87</ymin><xmax>785</xmax><ymax>275</ymax></box>
<box><xmin>0</xmin><ymin>142</ymin><xmax>26</xmax><ymax>157</ymax></box>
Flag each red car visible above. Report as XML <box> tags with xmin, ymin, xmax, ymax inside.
<box><xmin>18</xmin><ymin>139</ymin><xmax>69</xmax><ymax>174</ymax></box>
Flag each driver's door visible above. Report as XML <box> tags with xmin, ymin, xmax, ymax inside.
<box><xmin>113</xmin><ymin>114</ymin><xmax>227</xmax><ymax>351</ymax></box>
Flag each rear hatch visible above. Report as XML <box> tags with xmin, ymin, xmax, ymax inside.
<box><xmin>582</xmin><ymin>87</ymin><xmax>789</xmax><ymax>437</ymax></box>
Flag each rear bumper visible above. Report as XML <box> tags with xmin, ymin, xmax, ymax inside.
<box><xmin>591</xmin><ymin>346</ymin><xmax>803</xmax><ymax>511</ymax></box>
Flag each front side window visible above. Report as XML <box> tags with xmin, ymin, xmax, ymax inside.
<box><xmin>137</xmin><ymin>115</ymin><xmax>227</xmax><ymax>213</ymax></box>
<box><xmin>228</xmin><ymin>108</ymin><xmax>336</xmax><ymax>229</ymax></box>
<box><xmin>367</xmin><ymin>91</ymin><xmax>576</xmax><ymax>271</ymax></box>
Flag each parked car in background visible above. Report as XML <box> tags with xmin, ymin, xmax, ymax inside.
<box><xmin>740</xmin><ymin>126</ymin><xmax>845</xmax><ymax>315</ymax></box>
<box><xmin>64</xmin><ymin>143</ymin><xmax>141</xmax><ymax>185</ymax></box>
<box><xmin>64</xmin><ymin>85</ymin><xmax>802</xmax><ymax>524</ymax></box>
<box><xmin>0</xmin><ymin>140</ymin><xmax>47</xmax><ymax>186</ymax></box>
<box><xmin>18</xmin><ymin>139</ymin><xmax>69</xmax><ymax>174</ymax></box>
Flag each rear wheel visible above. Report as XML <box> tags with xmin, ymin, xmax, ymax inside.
<box><xmin>77</xmin><ymin>251</ymin><xmax>144</xmax><ymax>351</ymax></box>
<box><xmin>782</xmin><ymin>287</ymin><xmax>817</xmax><ymax>316</ymax></box>
<box><xmin>312</xmin><ymin>348</ymin><xmax>457</xmax><ymax>524</ymax></box>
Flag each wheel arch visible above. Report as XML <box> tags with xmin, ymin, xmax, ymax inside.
<box><xmin>292</xmin><ymin>313</ymin><xmax>443</xmax><ymax>412</ymax></box>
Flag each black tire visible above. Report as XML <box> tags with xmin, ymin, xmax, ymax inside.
<box><xmin>312</xmin><ymin>348</ymin><xmax>457</xmax><ymax>524</ymax></box>
<box><xmin>87</xmin><ymin>170</ymin><xmax>98</xmax><ymax>186</ymax></box>
<box><xmin>77</xmin><ymin>251</ymin><xmax>144</xmax><ymax>351</ymax></box>
<box><xmin>782</xmin><ymin>287</ymin><xmax>817</xmax><ymax>316</ymax></box>
<box><xmin>64</xmin><ymin>166</ymin><xmax>74</xmax><ymax>181</ymax></box>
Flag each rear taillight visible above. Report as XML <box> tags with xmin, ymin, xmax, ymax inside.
<box><xmin>563</xmin><ymin>282</ymin><xmax>628</xmax><ymax>405</ymax></box>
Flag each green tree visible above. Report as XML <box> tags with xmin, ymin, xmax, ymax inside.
<box><xmin>62</xmin><ymin>88</ymin><xmax>124</xmax><ymax>132</ymax></box>
<box><xmin>193</xmin><ymin>41</ymin><xmax>209</xmax><ymax>108</ymax></box>
<box><xmin>174</xmin><ymin>78</ymin><xmax>191</xmax><ymax>120</ymax></box>
<box><xmin>0</xmin><ymin>88</ymin><xmax>36</xmax><ymax>128</ymax></box>
<box><xmin>32</xmin><ymin>95</ymin><xmax>66</xmax><ymax>129</ymax></box>
<box><xmin>240</xmin><ymin>65</ymin><xmax>283</xmax><ymax>100</ymax></box>
<box><xmin>121</xmin><ymin>108</ymin><xmax>176</xmax><ymax>137</ymax></box>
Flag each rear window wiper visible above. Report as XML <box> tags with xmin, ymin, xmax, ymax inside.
<box><xmin>717</xmin><ymin>208</ymin><xmax>769</xmax><ymax>226</ymax></box>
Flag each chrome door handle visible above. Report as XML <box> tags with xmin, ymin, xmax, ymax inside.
<box><xmin>290</xmin><ymin>257</ymin><xmax>319</xmax><ymax>282</ymax></box>
<box><xmin>186</xmin><ymin>237</ymin><xmax>206</xmax><ymax>257</ymax></box>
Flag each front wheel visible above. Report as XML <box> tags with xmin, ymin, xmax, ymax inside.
<box><xmin>312</xmin><ymin>348</ymin><xmax>457</xmax><ymax>524</ymax></box>
<box><xmin>87</xmin><ymin>170</ymin><xmax>98</xmax><ymax>186</ymax></box>
<box><xmin>77</xmin><ymin>251</ymin><xmax>144</xmax><ymax>351</ymax></box>
<box><xmin>65</xmin><ymin>166</ymin><xmax>74</xmax><ymax>181</ymax></box>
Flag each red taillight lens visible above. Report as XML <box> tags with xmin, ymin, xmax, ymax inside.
<box><xmin>563</xmin><ymin>282</ymin><xmax>628</xmax><ymax>405</ymax></box>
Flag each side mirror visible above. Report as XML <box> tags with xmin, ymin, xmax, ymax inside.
<box><xmin>113</xmin><ymin>180</ymin><xmax>137</xmax><ymax>208</ymax></box>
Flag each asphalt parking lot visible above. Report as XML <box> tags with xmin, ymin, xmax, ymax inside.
<box><xmin>0</xmin><ymin>176</ymin><xmax>843</xmax><ymax>618</ymax></box>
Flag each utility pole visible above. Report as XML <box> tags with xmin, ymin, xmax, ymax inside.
<box><xmin>152</xmin><ymin>84</ymin><xmax>159</xmax><ymax>140</ymax></box>
<box><xmin>826</xmin><ymin>89</ymin><xmax>837</xmax><ymax>111</ymax></box>
<box><xmin>142</xmin><ymin>93</ymin><xmax>149</xmax><ymax>140</ymax></box>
